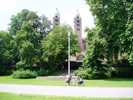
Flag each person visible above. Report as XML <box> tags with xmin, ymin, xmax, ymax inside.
<box><xmin>77</xmin><ymin>76</ymin><xmax>84</xmax><ymax>86</ymax></box>
<box><xmin>65</xmin><ymin>75</ymin><xmax>72</xmax><ymax>86</ymax></box>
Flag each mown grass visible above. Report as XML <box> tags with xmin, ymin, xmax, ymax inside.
<box><xmin>0</xmin><ymin>92</ymin><xmax>133</xmax><ymax>100</ymax></box>
<box><xmin>0</xmin><ymin>76</ymin><xmax>133</xmax><ymax>87</ymax></box>
<box><xmin>0</xmin><ymin>76</ymin><xmax>64</xmax><ymax>86</ymax></box>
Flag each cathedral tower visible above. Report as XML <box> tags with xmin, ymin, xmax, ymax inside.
<box><xmin>53</xmin><ymin>8</ymin><xmax>60</xmax><ymax>26</ymax></box>
<box><xmin>74</xmin><ymin>12</ymin><xmax>84</xmax><ymax>52</ymax></box>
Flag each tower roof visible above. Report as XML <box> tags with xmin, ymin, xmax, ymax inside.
<box><xmin>55</xmin><ymin>8</ymin><xmax>60</xmax><ymax>17</ymax></box>
<box><xmin>75</xmin><ymin>10</ymin><xmax>81</xmax><ymax>19</ymax></box>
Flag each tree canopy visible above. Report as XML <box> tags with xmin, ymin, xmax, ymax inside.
<box><xmin>0</xmin><ymin>31</ymin><xmax>17</xmax><ymax>75</ymax></box>
<box><xmin>85</xmin><ymin>0</ymin><xmax>133</xmax><ymax>65</ymax></box>
<box><xmin>42</xmin><ymin>25</ymin><xmax>80</xmax><ymax>71</ymax></box>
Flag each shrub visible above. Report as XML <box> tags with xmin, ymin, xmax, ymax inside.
<box><xmin>91</xmin><ymin>65</ymin><xmax>112</xmax><ymax>79</ymax></box>
<box><xmin>12</xmin><ymin>70</ymin><xmax>37</xmax><ymax>79</ymax></box>
<box><xmin>37</xmin><ymin>68</ymin><xmax>51</xmax><ymax>76</ymax></box>
<box><xmin>74</xmin><ymin>65</ymin><xmax>112</xmax><ymax>79</ymax></box>
<box><xmin>16</xmin><ymin>61</ymin><xmax>33</xmax><ymax>70</ymax></box>
<box><xmin>74</xmin><ymin>67</ymin><xmax>92</xmax><ymax>79</ymax></box>
<box><xmin>16</xmin><ymin>61</ymin><xmax>26</xmax><ymax>70</ymax></box>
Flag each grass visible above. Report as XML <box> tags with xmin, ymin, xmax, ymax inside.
<box><xmin>0</xmin><ymin>92</ymin><xmax>133</xmax><ymax>100</ymax></box>
<box><xmin>0</xmin><ymin>76</ymin><xmax>133</xmax><ymax>87</ymax></box>
<box><xmin>0</xmin><ymin>76</ymin><xmax>64</xmax><ymax>86</ymax></box>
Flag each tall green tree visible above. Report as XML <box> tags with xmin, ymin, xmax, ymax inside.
<box><xmin>78</xmin><ymin>0</ymin><xmax>133</xmax><ymax>79</ymax></box>
<box><xmin>0</xmin><ymin>31</ymin><xmax>17</xmax><ymax>75</ymax></box>
<box><xmin>11</xmin><ymin>9</ymin><xmax>53</xmax><ymax>69</ymax></box>
<box><xmin>41</xmin><ymin>25</ymin><xmax>80</xmax><ymax>72</ymax></box>
<box><xmin>86</xmin><ymin>0</ymin><xmax>128</xmax><ymax>62</ymax></box>
<box><xmin>86</xmin><ymin>0</ymin><xmax>132</xmax><ymax>64</ymax></box>
<box><xmin>15</xmin><ymin>21</ymin><xmax>42</xmax><ymax>69</ymax></box>
<box><xmin>120</xmin><ymin>1</ymin><xmax>133</xmax><ymax>64</ymax></box>
<box><xmin>81</xmin><ymin>28</ymin><xmax>111</xmax><ymax>79</ymax></box>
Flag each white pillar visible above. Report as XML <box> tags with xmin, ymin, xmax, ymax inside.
<box><xmin>68</xmin><ymin>32</ymin><xmax>71</xmax><ymax>75</ymax></box>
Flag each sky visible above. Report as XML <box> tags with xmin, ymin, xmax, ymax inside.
<box><xmin>0</xmin><ymin>0</ymin><xmax>95</xmax><ymax>37</ymax></box>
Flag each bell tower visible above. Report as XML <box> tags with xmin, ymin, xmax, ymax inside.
<box><xmin>53</xmin><ymin>8</ymin><xmax>60</xmax><ymax>26</ymax></box>
<box><xmin>74</xmin><ymin>11</ymin><xmax>84</xmax><ymax>52</ymax></box>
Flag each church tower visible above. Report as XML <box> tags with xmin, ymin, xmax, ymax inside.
<box><xmin>74</xmin><ymin>12</ymin><xmax>84</xmax><ymax>52</ymax></box>
<box><xmin>53</xmin><ymin>8</ymin><xmax>60</xmax><ymax>26</ymax></box>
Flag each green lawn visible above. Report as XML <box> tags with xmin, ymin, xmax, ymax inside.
<box><xmin>0</xmin><ymin>92</ymin><xmax>133</xmax><ymax>100</ymax></box>
<box><xmin>0</xmin><ymin>76</ymin><xmax>133</xmax><ymax>87</ymax></box>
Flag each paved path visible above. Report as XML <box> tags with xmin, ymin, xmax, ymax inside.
<box><xmin>0</xmin><ymin>84</ymin><xmax>133</xmax><ymax>98</ymax></box>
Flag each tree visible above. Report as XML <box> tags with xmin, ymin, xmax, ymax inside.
<box><xmin>78</xmin><ymin>0</ymin><xmax>133</xmax><ymax>79</ymax></box>
<box><xmin>9</xmin><ymin>9</ymin><xmax>52</xmax><ymax>36</ymax></box>
<box><xmin>80</xmin><ymin>28</ymin><xmax>111</xmax><ymax>79</ymax></box>
<box><xmin>9</xmin><ymin>9</ymin><xmax>53</xmax><ymax>70</ymax></box>
<box><xmin>18</xmin><ymin>41</ymin><xmax>36</xmax><ymax>69</ymax></box>
<box><xmin>86</xmin><ymin>0</ymin><xmax>130</xmax><ymax>63</ymax></box>
<box><xmin>9</xmin><ymin>9</ymin><xmax>38</xmax><ymax>35</ymax></box>
<box><xmin>85</xmin><ymin>0</ymin><xmax>133</xmax><ymax>64</ymax></box>
<box><xmin>32</xmin><ymin>15</ymin><xmax>52</xmax><ymax>37</ymax></box>
<box><xmin>15</xmin><ymin>21</ymin><xmax>41</xmax><ymax>69</ymax></box>
<box><xmin>0</xmin><ymin>31</ymin><xmax>17</xmax><ymax>75</ymax></box>
<box><xmin>41</xmin><ymin>25</ymin><xmax>80</xmax><ymax>72</ymax></box>
<box><xmin>120</xmin><ymin>1</ymin><xmax>133</xmax><ymax>65</ymax></box>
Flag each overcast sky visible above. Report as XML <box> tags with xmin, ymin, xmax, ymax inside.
<box><xmin>0</xmin><ymin>0</ymin><xmax>95</xmax><ymax>37</ymax></box>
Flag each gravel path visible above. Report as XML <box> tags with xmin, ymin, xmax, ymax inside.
<box><xmin>0</xmin><ymin>84</ymin><xmax>133</xmax><ymax>98</ymax></box>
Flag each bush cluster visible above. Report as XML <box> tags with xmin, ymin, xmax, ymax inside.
<box><xmin>12</xmin><ymin>70</ymin><xmax>37</xmax><ymax>79</ymax></box>
<box><xmin>74</xmin><ymin>67</ymin><xmax>92</xmax><ymax>79</ymax></box>
<box><xmin>74</xmin><ymin>66</ymin><xmax>112</xmax><ymax>79</ymax></box>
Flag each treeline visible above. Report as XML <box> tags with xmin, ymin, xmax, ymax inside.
<box><xmin>0</xmin><ymin>9</ymin><xmax>80</xmax><ymax>77</ymax></box>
